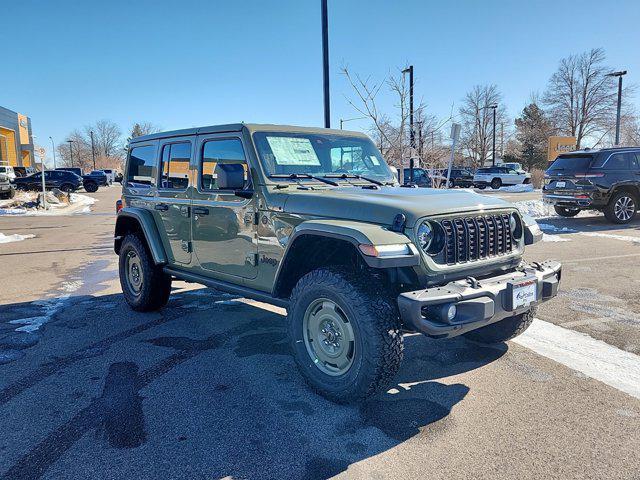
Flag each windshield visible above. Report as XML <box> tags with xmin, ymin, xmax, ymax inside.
<box><xmin>547</xmin><ymin>155</ymin><xmax>594</xmax><ymax>172</ymax></box>
<box><xmin>252</xmin><ymin>132</ymin><xmax>394</xmax><ymax>183</ymax></box>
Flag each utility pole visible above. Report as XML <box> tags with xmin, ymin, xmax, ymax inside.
<box><xmin>486</xmin><ymin>104</ymin><xmax>498</xmax><ymax>166</ymax></box>
<box><xmin>321</xmin><ymin>0</ymin><xmax>330</xmax><ymax>128</ymax></box>
<box><xmin>416</xmin><ymin>121</ymin><xmax>423</xmax><ymax>161</ymax></box>
<box><xmin>402</xmin><ymin>65</ymin><xmax>414</xmax><ymax>183</ymax></box>
<box><xmin>90</xmin><ymin>130</ymin><xmax>96</xmax><ymax>170</ymax></box>
<box><xmin>67</xmin><ymin>140</ymin><xmax>74</xmax><ymax>167</ymax></box>
<box><xmin>500</xmin><ymin>122</ymin><xmax>504</xmax><ymax>157</ymax></box>
<box><xmin>607</xmin><ymin>70</ymin><xmax>627</xmax><ymax>145</ymax></box>
<box><xmin>49</xmin><ymin>136</ymin><xmax>57</xmax><ymax>169</ymax></box>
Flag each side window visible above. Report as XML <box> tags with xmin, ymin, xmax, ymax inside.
<box><xmin>127</xmin><ymin>145</ymin><xmax>157</xmax><ymax>186</ymax></box>
<box><xmin>200</xmin><ymin>139</ymin><xmax>248</xmax><ymax>192</ymax></box>
<box><xmin>631</xmin><ymin>153</ymin><xmax>640</xmax><ymax>170</ymax></box>
<box><xmin>604</xmin><ymin>154</ymin><xmax>629</xmax><ymax>170</ymax></box>
<box><xmin>159</xmin><ymin>142</ymin><xmax>191</xmax><ymax>190</ymax></box>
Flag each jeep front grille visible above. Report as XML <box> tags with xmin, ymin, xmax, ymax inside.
<box><xmin>440</xmin><ymin>213</ymin><xmax>514</xmax><ymax>265</ymax></box>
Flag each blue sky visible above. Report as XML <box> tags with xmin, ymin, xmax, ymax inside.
<box><xmin>3</xmin><ymin>0</ymin><xmax>639</xmax><ymax>160</ymax></box>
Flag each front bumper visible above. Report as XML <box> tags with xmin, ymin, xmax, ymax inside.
<box><xmin>397</xmin><ymin>260</ymin><xmax>561</xmax><ymax>338</ymax></box>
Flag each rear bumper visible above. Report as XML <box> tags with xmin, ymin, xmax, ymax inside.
<box><xmin>543</xmin><ymin>193</ymin><xmax>593</xmax><ymax>208</ymax></box>
<box><xmin>397</xmin><ymin>260</ymin><xmax>561</xmax><ymax>338</ymax></box>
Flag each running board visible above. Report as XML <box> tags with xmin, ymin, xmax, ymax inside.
<box><xmin>163</xmin><ymin>267</ymin><xmax>289</xmax><ymax>309</ymax></box>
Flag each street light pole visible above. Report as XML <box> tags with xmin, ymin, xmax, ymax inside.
<box><xmin>402</xmin><ymin>65</ymin><xmax>414</xmax><ymax>183</ymax></box>
<box><xmin>90</xmin><ymin>130</ymin><xmax>96</xmax><ymax>170</ymax></box>
<box><xmin>67</xmin><ymin>140</ymin><xmax>74</xmax><ymax>167</ymax></box>
<box><xmin>486</xmin><ymin>104</ymin><xmax>498</xmax><ymax>166</ymax></box>
<box><xmin>321</xmin><ymin>0</ymin><xmax>331</xmax><ymax>128</ymax></box>
<box><xmin>607</xmin><ymin>70</ymin><xmax>627</xmax><ymax>145</ymax></box>
<box><xmin>339</xmin><ymin>116</ymin><xmax>367</xmax><ymax>130</ymax></box>
<box><xmin>49</xmin><ymin>136</ymin><xmax>57</xmax><ymax>169</ymax></box>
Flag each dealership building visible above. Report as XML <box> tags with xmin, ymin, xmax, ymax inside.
<box><xmin>0</xmin><ymin>106</ymin><xmax>34</xmax><ymax>167</ymax></box>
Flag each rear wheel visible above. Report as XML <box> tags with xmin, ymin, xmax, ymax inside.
<box><xmin>490</xmin><ymin>178</ymin><xmax>502</xmax><ymax>189</ymax></box>
<box><xmin>464</xmin><ymin>307</ymin><xmax>536</xmax><ymax>344</ymax></box>
<box><xmin>119</xmin><ymin>234</ymin><xmax>172</xmax><ymax>311</ymax></box>
<box><xmin>604</xmin><ymin>191</ymin><xmax>637</xmax><ymax>224</ymax></box>
<box><xmin>84</xmin><ymin>181</ymin><xmax>98</xmax><ymax>193</ymax></box>
<box><xmin>288</xmin><ymin>267</ymin><xmax>403</xmax><ymax>403</ymax></box>
<box><xmin>554</xmin><ymin>206</ymin><xmax>580</xmax><ymax>217</ymax></box>
<box><xmin>60</xmin><ymin>183</ymin><xmax>75</xmax><ymax>193</ymax></box>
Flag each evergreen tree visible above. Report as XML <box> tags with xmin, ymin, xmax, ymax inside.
<box><xmin>515</xmin><ymin>103</ymin><xmax>554</xmax><ymax>170</ymax></box>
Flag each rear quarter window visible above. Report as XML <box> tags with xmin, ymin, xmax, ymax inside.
<box><xmin>127</xmin><ymin>145</ymin><xmax>157</xmax><ymax>187</ymax></box>
<box><xmin>591</xmin><ymin>152</ymin><xmax>632</xmax><ymax>170</ymax></box>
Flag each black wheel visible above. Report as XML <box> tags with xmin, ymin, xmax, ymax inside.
<box><xmin>476</xmin><ymin>185</ymin><xmax>486</xmax><ymax>190</ymax></box>
<box><xmin>119</xmin><ymin>234</ymin><xmax>172</xmax><ymax>312</ymax></box>
<box><xmin>464</xmin><ymin>307</ymin><xmax>536</xmax><ymax>344</ymax></box>
<box><xmin>490</xmin><ymin>178</ymin><xmax>502</xmax><ymax>189</ymax></box>
<box><xmin>448</xmin><ymin>179</ymin><xmax>455</xmax><ymax>188</ymax></box>
<box><xmin>288</xmin><ymin>267</ymin><xmax>403</xmax><ymax>403</ymax></box>
<box><xmin>84</xmin><ymin>181</ymin><xmax>98</xmax><ymax>193</ymax></box>
<box><xmin>60</xmin><ymin>183</ymin><xmax>75</xmax><ymax>193</ymax></box>
<box><xmin>554</xmin><ymin>206</ymin><xmax>580</xmax><ymax>217</ymax></box>
<box><xmin>604</xmin><ymin>191</ymin><xmax>637</xmax><ymax>224</ymax></box>
<box><xmin>1</xmin><ymin>188</ymin><xmax>15</xmax><ymax>199</ymax></box>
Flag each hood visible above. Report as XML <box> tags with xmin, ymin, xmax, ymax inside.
<box><xmin>282</xmin><ymin>186</ymin><xmax>513</xmax><ymax>226</ymax></box>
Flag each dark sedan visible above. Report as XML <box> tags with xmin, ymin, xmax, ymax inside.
<box><xmin>14</xmin><ymin>170</ymin><xmax>83</xmax><ymax>193</ymax></box>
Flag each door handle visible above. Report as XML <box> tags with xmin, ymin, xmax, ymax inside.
<box><xmin>193</xmin><ymin>207</ymin><xmax>209</xmax><ymax>215</ymax></box>
<box><xmin>154</xmin><ymin>203</ymin><xmax>169</xmax><ymax>211</ymax></box>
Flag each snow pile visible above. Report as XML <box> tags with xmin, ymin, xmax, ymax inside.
<box><xmin>542</xmin><ymin>234</ymin><xmax>571</xmax><ymax>242</ymax></box>
<box><xmin>537</xmin><ymin>223</ymin><xmax>577</xmax><ymax>233</ymax></box>
<box><xmin>498</xmin><ymin>184</ymin><xmax>535</xmax><ymax>193</ymax></box>
<box><xmin>0</xmin><ymin>232</ymin><xmax>36</xmax><ymax>244</ymax></box>
<box><xmin>514</xmin><ymin>199</ymin><xmax>557</xmax><ymax>219</ymax></box>
<box><xmin>0</xmin><ymin>192</ymin><xmax>96</xmax><ymax>216</ymax></box>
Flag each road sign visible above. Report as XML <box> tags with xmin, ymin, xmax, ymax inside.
<box><xmin>34</xmin><ymin>146</ymin><xmax>46</xmax><ymax>158</ymax></box>
<box><xmin>450</xmin><ymin>123</ymin><xmax>461</xmax><ymax>141</ymax></box>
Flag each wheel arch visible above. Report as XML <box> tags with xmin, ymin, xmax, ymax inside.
<box><xmin>114</xmin><ymin>208</ymin><xmax>168</xmax><ymax>265</ymax></box>
<box><xmin>610</xmin><ymin>183</ymin><xmax>640</xmax><ymax>202</ymax></box>
<box><xmin>272</xmin><ymin>221</ymin><xmax>419</xmax><ymax>299</ymax></box>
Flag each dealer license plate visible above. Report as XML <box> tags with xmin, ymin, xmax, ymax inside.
<box><xmin>555</xmin><ymin>181</ymin><xmax>566</xmax><ymax>188</ymax></box>
<box><xmin>513</xmin><ymin>279</ymin><xmax>537</xmax><ymax>309</ymax></box>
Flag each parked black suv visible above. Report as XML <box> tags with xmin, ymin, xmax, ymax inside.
<box><xmin>543</xmin><ymin>147</ymin><xmax>640</xmax><ymax>224</ymax></box>
<box><xmin>437</xmin><ymin>168</ymin><xmax>474</xmax><ymax>188</ymax></box>
<box><xmin>14</xmin><ymin>170</ymin><xmax>83</xmax><ymax>193</ymax></box>
<box><xmin>56</xmin><ymin>167</ymin><xmax>105</xmax><ymax>192</ymax></box>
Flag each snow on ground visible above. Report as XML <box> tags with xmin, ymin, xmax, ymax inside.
<box><xmin>0</xmin><ymin>233</ymin><xmax>36</xmax><ymax>244</ymax></box>
<box><xmin>542</xmin><ymin>233</ymin><xmax>571</xmax><ymax>242</ymax></box>
<box><xmin>580</xmin><ymin>231</ymin><xmax>640</xmax><ymax>245</ymax></box>
<box><xmin>0</xmin><ymin>192</ymin><xmax>97</xmax><ymax>216</ymax></box>
<box><xmin>498</xmin><ymin>184</ymin><xmax>535</xmax><ymax>193</ymax></box>
<box><xmin>514</xmin><ymin>199</ymin><xmax>557</xmax><ymax>219</ymax></box>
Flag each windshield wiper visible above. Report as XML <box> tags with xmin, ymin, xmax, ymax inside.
<box><xmin>324</xmin><ymin>173</ymin><xmax>388</xmax><ymax>186</ymax></box>
<box><xmin>268</xmin><ymin>173</ymin><xmax>339</xmax><ymax>186</ymax></box>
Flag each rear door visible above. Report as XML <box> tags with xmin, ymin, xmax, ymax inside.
<box><xmin>154</xmin><ymin>137</ymin><xmax>194</xmax><ymax>265</ymax></box>
<box><xmin>191</xmin><ymin>134</ymin><xmax>258</xmax><ymax>279</ymax></box>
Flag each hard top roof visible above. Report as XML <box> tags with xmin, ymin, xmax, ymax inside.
<box><xmin>129</xmin><ymin>123</ymin><xmax>369</xmax><ymax>143</ymax></box>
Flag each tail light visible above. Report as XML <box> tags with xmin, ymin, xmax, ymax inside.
<box><xmin>116</xmin><ymin>199</ymin><xmax>123</xmax><ymax>213</ymax></box>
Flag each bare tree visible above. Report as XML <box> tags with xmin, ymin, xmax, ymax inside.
<box><xmin>341</xmin><ymin>66</ymin><xmax>453</xmax><ymax>178</ymax></box>
<box><xmin>459</xmin><ymin>85</ymin><xmax>507</xmax><ymax>168</ymax></box>
<box><xmin>57</xmin><ymin>119</ymin><xmax>125</xmax><ymax>171</ymax></box>
<box><xmin>543</xmin><ymin>48</ymin><xmax>618</xmax><ymax>148</ymax></box>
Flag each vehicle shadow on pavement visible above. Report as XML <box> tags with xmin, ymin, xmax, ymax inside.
<box><xmin>0</xmin><ymin>289</ymin><xmax>507</xmax><ymax>480</ymax></box>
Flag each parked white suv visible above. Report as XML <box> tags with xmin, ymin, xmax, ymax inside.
<box><xmin>101</xmin><ymin>169</ymin><xmax>115</xmax><ymax>184</ymax></box>
<box><xmin>0</xmin><ymin>165</ymin><xmax>16</xmax><ymax>181</ymax></box>
<box><xmin>474</xmin><ymin>166</ymin><xmax>531</xmax><ymax>189</ymax></box>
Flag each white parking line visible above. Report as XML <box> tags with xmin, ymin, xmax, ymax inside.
<box><xmin>514</xmin><ymin>319</ymin><xmax>640</xmax><ymax>400</ymax></box>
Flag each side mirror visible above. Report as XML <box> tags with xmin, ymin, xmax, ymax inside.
<box><xmin>216</xmin><ymin>163</ymin><xmax>245</xmax><ymax>190</ymax></box>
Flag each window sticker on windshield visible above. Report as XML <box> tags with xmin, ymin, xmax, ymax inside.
<box><xmin>266</xmin><ymin>137</ymin><xmax>321</xmax><ymax>166</ymax></box>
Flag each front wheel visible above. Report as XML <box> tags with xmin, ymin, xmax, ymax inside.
<box><xmin>288</xmin><ymin>268</ymin><xmax>403</xmax><ymax>403</ymax></box>
<box><xmin>84</xmin><ymin>181</ymin><xmax>98</xmax><ymax>193</ymax></box>
<box><xmin>119</xmin><ymin>234</ymin><xmax>172</xmax><ymax>311</ymax></box>
<box><xmin>60</xmin><ymin>183</ymin><xmax>75</xmax><ymax>193</ymax></box>
<box><xmin>554</xmin><ymin>206</ymin><xmax>580</xmax><ymax>217</ymax></box>
<box><xmin>490</xmin><ymin>178</ymin><xmax>502</xmax><ymax>189</ymax></box>
<box><xmin>604</xmin><ymin>191</ymin><xmax>637</xmax><ymax>224</ymax></box>
<box><xmin>464</xmin><ymin>307</ymin><xmax>536</xmax><ymax>344</ymax></box>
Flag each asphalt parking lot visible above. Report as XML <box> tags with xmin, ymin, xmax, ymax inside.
<box><xmin>0</xmin><ymin>187</ymin><xmax>639</xmax><ymax>479</ymax></box>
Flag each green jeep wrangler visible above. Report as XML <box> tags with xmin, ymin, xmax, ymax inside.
<box><xmin>115</xmin><ymin>124</ymin><xmax>560</xmax><ymax>403</ymax></box>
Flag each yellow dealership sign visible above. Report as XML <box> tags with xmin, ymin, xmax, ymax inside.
<box><xmin>547</xmin><ymin>136</ymin><xmax>576</xmax><ymax>162</ymax></box>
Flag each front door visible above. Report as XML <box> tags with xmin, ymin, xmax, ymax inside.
<box><xmin>191</xmin><ymin>134</ymin><xmax>258</xmax><ymax>279</ymax></box>
<box><xmin>153</xmin><ymin>137</ymin><xmax>194</xmax><ymax>265</ymax></box>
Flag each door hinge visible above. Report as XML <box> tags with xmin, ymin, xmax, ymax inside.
<box><xmin>181</xmin><ymin>240</ymin><xmax>192</xmax><ymax>253</ymax></box>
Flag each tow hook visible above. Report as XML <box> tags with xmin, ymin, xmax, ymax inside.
<box><xmin>465</xmin><ymin>276</ymin><xmax>480</xmax><ymax>289</ymax></box>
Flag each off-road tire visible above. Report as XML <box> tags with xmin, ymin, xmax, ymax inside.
<box><xmin>464</xmin><ymin>307</ymin><xmax>536</xmax><ymax>344</ymax></box>
<box><xmin>604</xmin><ymin>191</ymin><xmax>637</xmax><ymax>224</ymax></box>
<box><xmin>287</xmin><ymin>267</ymin><xmax>403</xmax><ymax>403</ymax></box>
<box><xmin>84</xmin><ymin>181</ymin><xmax>98</xmax><ymax>193</ymax></box>
<box><xmin>119</xmin><ymin>234</ymin><xmax>171</xmax><ymax>312</ymax></box>
<box><xmin>490</xmin><ymin>178</ymin><xmax>502</xmax><ymax>189</ymax></box>
<box><xmin>554</xmin><ymin>206</ymin><xmax>580</xmax><ymax>217</ymax></box>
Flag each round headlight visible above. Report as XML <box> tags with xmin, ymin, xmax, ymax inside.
<box><xmin>417</xmin><ymin>222</ymin><xmax>433</xmax><ymax>250</ymax></box>
<box><xmin>510</xmin><ymin>212</ymin><xmax>523</xmax><ymax>239</ymax></box>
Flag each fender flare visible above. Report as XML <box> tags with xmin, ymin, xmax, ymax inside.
<box><xmin>114</xmin><ymin>207</ymin><xmax>168</xmax><ymax>265</ymax></box>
